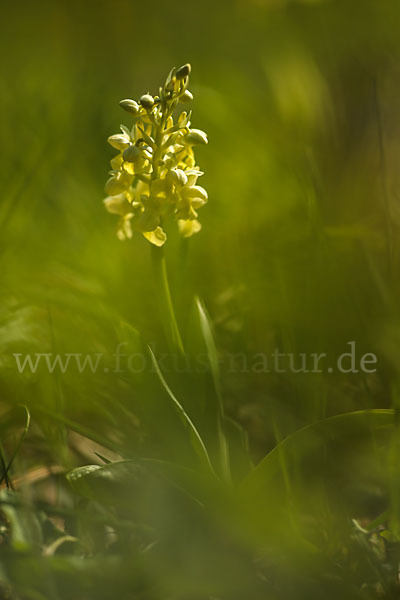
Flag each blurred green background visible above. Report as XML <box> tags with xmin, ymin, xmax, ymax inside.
<box><xmin>2</xmin><ymin>0</ymin><xmax>400</xmax><ymax>447</ymax></box>
<box><xmin>2</xmin><ymin>1</ymin><xmax>400</xmax><ymax>596</ymax></box>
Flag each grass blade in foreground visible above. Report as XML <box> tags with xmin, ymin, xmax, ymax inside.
<box><xmin>195</xmin><ymin>297</ymin><xmax>231</xmax><ymax>482</ymax></box>
<box><xmin>239</xmin><ymin>409</ymin><xmax>395</xmax><ymax>548</ymax></box>
<box><xmin>148</xmin><ymin>346</ymin><xmax>214</xmax><ymax>474</ymax></box>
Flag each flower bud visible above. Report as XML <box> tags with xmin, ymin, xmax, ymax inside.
<box><xmin>185</xmin><ymin>129</ymin><xmax>208</xmax><ymax>145</ymax></box>
<box><xmin>108</xmin><ymin>133</ymin><xmax>131</xmax><ymax>150</ymax></box>
<box><xmin>180</xmin><ymin>90</ymin><xmax>193</xmax><ymax>103</ymax></box>
<box><xmin>176</xmin><ymin>63</ymin><xmax>191</xmax><ymax>80</ymax></box>
<box><xmin>119</xmin><ymin>99</ymin><xmax>140</xmax><ymax>115</ymax></box>
<box><xmin>140</xmin><ymin>94</ymin><xmax>155</xmax><ymax>109</ymax></box>
<box><xmin>123</xmin><ymin>144</ymin><xmax>141</xmax><ymax>163</ymax></box>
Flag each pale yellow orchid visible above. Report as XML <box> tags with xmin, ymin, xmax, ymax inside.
<box><xmin>103</xmin><ymin>64</ymin><xmax>208</xmax><ymax>246</ymax></box>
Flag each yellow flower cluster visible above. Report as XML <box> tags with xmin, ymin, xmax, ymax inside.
<box><xmin>103</xmin><ymin>64</ymin><xmax>208</xmax><ymax>246</ymax></box>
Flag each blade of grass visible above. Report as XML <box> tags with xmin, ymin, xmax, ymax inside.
<box><xmin>148</xmin><ymin>346</ymin><xmax>214</xmax><ymax>474</ymax></box>
<box><xmin>0</xmin><ymin>405</ymin><xmax>31</xmax><ymax>487</ymax></box>
<box><xmin>195</xmin><ymin>297</ymin><xmax>230</xmax><ymax>482</ymax></box>
<box><xmin>241</xmin><ymin>409</ymin><xmax>395</xmax><ymax>497</ymax></box>
<box><xmin>0</xmin><ymin>444</ymin><xmax>13</xmax><ymax>490</ymax></box>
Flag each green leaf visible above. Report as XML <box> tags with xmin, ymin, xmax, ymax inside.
<box><xmin>67</xmin><ymin>462</ymin><xmax>145</xmax><ymax>508</ymax></box>
<box><xmin>0</xmin><ymin>489</ymin><xmax>43</xmax><ymax>552</ymax></box>
<box><xmin>0</xmin><ymin>405</ymin><xmax>30</xmax><ymax>486</ymax></box>
<box><xmin>194</xmin><ymin>297</ymin><xmax>230</xmax><ymax>482</ymax></box>
<box><xmin>148</xmin><ymin>346</ymin><xmax>214</xmax><ymax>474</ymax></box>
<box><xmin>68</xmin><ymin>458</ymin><xmax>220</xmax><ymax>512</ymax></box>
<box><xmin>239</xmin><ymin>409</ymin><xmax>395</xmax><ymax>546</ymax></box>
<box><xmin>241</xmin><ymin>409</ymin><xmax>395</xmax><ymax>493</ymax></box>
<box><xmin>223</xmin><ymin>416</ymin><xmax>253</xmax><ymax>482</ymax></box>
<box><xmin>195</xmin><ymin>297</ymin><xmax>221</xmax><ymax>404</ymax></box>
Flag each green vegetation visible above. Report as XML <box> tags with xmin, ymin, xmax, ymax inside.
<box><xmin>2</xmin><ymin>0</ymin><xmax>400</xmax><ymax>598</ymax></box>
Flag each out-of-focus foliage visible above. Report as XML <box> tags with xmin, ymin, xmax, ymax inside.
<box><xmin>2</xmin><ymin>0</ymin><xmax>400</xmax><ymax>598</ymax></box>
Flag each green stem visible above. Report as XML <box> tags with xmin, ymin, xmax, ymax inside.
<box><xmin>151</xmin><ymin>244</ymin><xmax>184</xmax><ymax>356</ymax></box>
<box><xmin>149</xmin><ymin>98</ymin><xmax>184</xmax><ymax>356</ymax></box>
